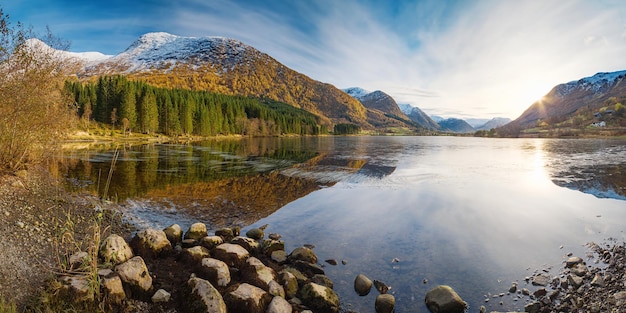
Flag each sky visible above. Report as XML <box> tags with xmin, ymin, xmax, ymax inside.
<box><xmin>4</xmin><ymin>0</ymin><xmax>626</xmax><ymax>119</ymax></box>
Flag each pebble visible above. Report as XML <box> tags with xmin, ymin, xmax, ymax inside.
<box><xmin>4</xmin><ymin>211</ymin><xmax>9</xmax><ymax>217</ymax></box>
<box><xmin>16</xmin><ymin>221</ymin><xmax>25</xmax><ymax>228</ymax></box>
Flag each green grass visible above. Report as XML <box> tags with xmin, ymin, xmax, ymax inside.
<box><xmin>0</xmin><ymin>298</ymin><xmax>17</xmax><ymax>313</ymax></box>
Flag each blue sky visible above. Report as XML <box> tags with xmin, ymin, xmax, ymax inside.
<box><xmin>5</xmin><ymin>0</ymin><xmax>626</xmax><ymax>119</ymax></box>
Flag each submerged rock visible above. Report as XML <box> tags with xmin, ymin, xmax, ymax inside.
<box><xmin>425</xmin><ymin>285</ymin><xmax>467</xmax><ymax>313</ymax></box>
<box><xmin>354</xmin><ymin>274</ymin><xmax>373</xmax><ymax>296</ymax></box>
<box><xmin>375</xmin><ymin>294</ymin><xmax>395</xmax><ymax>313</ymax></box>
<box><xmin>246</xmin><ymin>228</ymin><xmax>264</xmax><ymax>240</ymax></box>
<box><xmin>289</xmin><ymin>246</ymin><xmax>318</xmax><ymax>264</ymax></box>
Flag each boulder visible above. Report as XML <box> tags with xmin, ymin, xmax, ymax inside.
<box><xmin>591</xmin><ymin>273</ymin><xmax>605</xmax><ymax>287</ymax></box>
<box><xmin>298</xmin><ymin>282</ymin><xmax>340</xmax><ymax>313</ymax></box>
<box><xmin>289</xmin><ymin>246</ymin><xmax>318</xmax><ymax>264</ymax></box>
<box><xmin>424</xmin><ymin>285</ymin><xmax>467</xmax><ymax>313</ymax></box>
<box><xmin>60</xmin><ymin>275</ymin><xmax>94</xmax><ymax>303</ymax></box>
<box><xmin>531</xmin><ymin>273</ymin><xmax>551</xmax><ymax>286</ymax></box>
<box><xmin>130</xmin><ymin>228</ymin><xmax>172</xmax><ymax>258</ymax></box>
<box><xmin>565</xmin><ymin>256</ymin><xmax>583</xmax><ymax>268</ymax></box>
<box><xmin>293</xmin><ymin>260</ymin><xmax>325</xmax><ymax>276</ymax></box>
<box><xmin>271</xmin><ymin>250</ymin><xmax>288</xmax><ymax>263</ymax></box>
<box><xmin>231</xmin><ymin>236</ymin><xmax>260</xmax><ymax>253</ymax></box>
<box><xmin>183</xmin><ymin>246</ymin><xmax>211</xmax><ymax>263</ymax></box>
<box><xmin>312</xmin><ymin>274</ymin><xmax>334</xmax><ymax>289</ymax></box>
<box><xmin>185</xmin><ymin>222</ymin><xmax>208</xmax><ymax>240</ymax></box>
<box><xmin>100</xmin><ymin>234</ymin><xmax>134</xmax><ymax>265</ymax></box>
<box><xmin>186</xmin><ymin>277</ymin><xmax>227</xmax><ymax>313</ymax></box>
<box><xmin>163</xmin><ymin>224</ymin><xmax>183</xmax><ymax>244</ymax></box>
<box><xmin>199</xmin><ymin>236</ymin><xmax>224</xmax><ymax>250</ymax></box>
<box><xmin>354</xmin><ymin>274</ymin><xmax>372</xmax><ymax>296</ymax></box>
<box><xmin>570</xmin><ymin>263</ymin><xmax>588</xmax><ymax>277</ymax></box>
<box><xmin>375</xmin><ymin>294</ymin><xmax>395</xmax><ymax>313</ymax></box>
<box><xmin>212</xmin><ymin>243</ymin><xmax>250</xmax><ymax>267</ymax></box>
<box><xmin>281</xmin><ymin>267</ymin><xmax>308</xmax><ymax>286</ymax></box>
<box><xmin>567</xmin><ymin>274</ymin><xmax>584</xmax><ymax>288</ymax></box>
<box><xmin>102</xmin><ymin>275</ymin><xmax>125</xmax><ymax>304</ymax></box>
<box><xmin>151</xmin><ymin>289</ymin><xmax>171</xmax><ymax>303</ymax></box>
<box><xmin>266</xmin><ymin>296</ymin><xmax>293</xmax><ymax>313</ymax></box>
<box><xmin>115</xmin><ymin>256</ymin><xmax>153</xmax><ymax>295</ymax></box>
<box><xmin>246</xmin><ymin>228</ymin><xmax>264</xmax><ymax>240</ymax></box>
<box><xmin>68</xmin><ymin>251</ymin><xmax>89</xmax><ymax>269</ymax></box>
<box><xmin>241</xmin><ymin>257</ymin><xmax>277</xmax><ymax>291</ymax></box>
<box><xmin>279</xmin><ymin>270</ymin><xmax>299</xmax><ymax>299</ymax></box>
<box><xmin>215</xmin><ymin>228</ymin><xmax>235</xmax><ymax>241</ymax></box>
<box><xmin>224</xmin><ymin>283</ymin><xmax>272</xmax><ymax>313</ymax></box>
<box><xmin>268</xmin><ymin>280</ymin><xmax>285</xmax><ymax>298</ymax></box>
<box><xmin>262</xmin><ymin>239</ymin><xmax>285</xmax><ymax>255</ymax></box>
<box><xmin>199</xmin><ymin>258</ymin><xmax>231</xmax><ymax>287</ymax></box>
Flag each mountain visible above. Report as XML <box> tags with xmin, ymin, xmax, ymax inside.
<box><xmin>402</xmin><ymin>105</ymin><xmax>441</xmax><ymax>130</ymax></box>
<box><xmin>507</xmin><ymin>70</ymin><xmax>626</xmax><ymax>130</ymax></box>
<box><xmin>464</xmin><ymin>118</ymin><xmax>490</xmax><ymax>128</ymax></box>
<box><xmin>438</xmin><ymin>118</ymin><xmax>475</xmax><ymax>133</ymax></box>
<box><xmin>341</xmin><ymin>88</ymin><xmax>416</xmax><ymax>128</ymax></box>
<box><xmin>343</xmin><ymin>87</ymin><xmax>371</xmax><ymax>99</ymax></box>
<box><xmin>75</xmin><ymin>32</ymin><xmax>379</xmax><ymax>129</ymax></box>
<box><xmin>475</xmin><ymin>117</ymin><xmax>511</xmax><ymax>130</ymax></box>
<box><xmin>430</xmin><ymin>115</ymin><xmax>445</xmax><ymax>123</ymax></box>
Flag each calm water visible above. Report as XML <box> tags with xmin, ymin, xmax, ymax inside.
<box><xmin>59</xmin><ymin>136</ymin><xmax>626</xmax><ymax>312</ymax></box>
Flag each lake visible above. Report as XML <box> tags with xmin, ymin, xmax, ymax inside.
<box><xmin>59</xmin><ymin>136</ymin><xmax>626</xmax><ymax>312</ymax></box>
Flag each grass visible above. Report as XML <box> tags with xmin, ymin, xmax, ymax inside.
<box><xmin>0</xmin><ymin>298</ymin><xmax>17</xmax><ymax>313</ymax></box>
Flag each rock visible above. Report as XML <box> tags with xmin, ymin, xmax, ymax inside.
<box><xmin>100</xmin><ymin>234</ymin><xmax>134</xmax><ymax>265</ymax></box>
<box><xmin>508</xmin><ymin>282</ymin><xmax>518</xmax><ymax>293</ymax></box>
<box><xmin>567</xmin><ymin>274</ymin><xmax>584</xmax><ymax>288</ymax></box>
<box><xmin>151</xmin><ymin>289</ymin><xmax>171</xmax><ymax>303</ymax></box>
<box><xmin>246</xmin><ymin>228</ymin><xmax>264</xmax><ymax>240</ymax></box>
<box><xmin>186</xmin><ymin>277</ymin><xmax>227</xmax><ymax>313</ymax></box>
<box><xmin>269</xmin><ymin>233</ymin><xmax>281</xmax><ymax>240</ymax></box>
<box><xmin>374</xmin><ymin>280</ymin><xmax>390</xmax><ymax>294</ymax></box>
<box><xmin>68</xmin><ymin>251</ymin><xmax>89</xmax><ymax>269</ymax></box>
<box><xmin>525</xmin><ymin>302</ymin><xmax>541</xmax><ymax>313</ymax></box>
<box><xmin>325</xmin><ymin>259</ymin><xmax>338</xmax><ymax>266</ymax></box>
<box><xmin>521</xmin><ymin>288</ymin><xmax>530</xmax><ymax>296</ymax></box>
<box><xmin>224</xmin><ymin>283</ymin><xmax>272</xmax><ymax>313</ymax></box>
<box><xmin>98</xmin><ymin>268</ymin><xmax>114</xmax><ymax>277</ymax></box>
<box><xmin>271</xmin><ymin>250</ymin><xmax>288</xmax><ymax>263</ymax></box>
<box><xmin>289</xmin><ymin>246</ymin><xmax>318</xmax><ymax>264</ymax></box>
<box><xmin>231</xmin><ymin>236</ymin><xmax>260</xmax><ymax>253</ymax></box>
<box><xmin>293</xmin><ymin>260</ymin><xmax>325</xmax><ymax>276</ymax></box>
<box><xmin>298</xmin><ymin>282</ymin><xmax>340</xmax><ymax>313</ymax></box>
<box><xmin>354</xmin><ymin>274</ymin><xmax>373</xmax><ymax>296</ymax></box>
<box><xmin>613</xmin><ymin>291</ymin><xmax>626</xmax><ymax>306</ymax></box>
<box><xmin>212</xmin><ymin>243</ymin><xmax>250</xmax><ymax>267</ymax></box>
<box><xmin>185</xmin><ymin>222</ymin><xmax>208</xmax><ymax>240</ymax></box>
<box><xmin>215</xmin><ymin>228</ymin><xmax>234</xmax><ymax>241</ymax></box>
<box><xmin>279</xmin><ymin>270</ymin><xmax>299</xmax><ymax>299</ymax></box>
<box><xmin>115</xmin><ymin>256</ymin><xmax>153</xmax><ymax>294</ymax></box>
<box><xmin>181</xmin><ymin>238</ymin><xmax>197</xmax><ymax>248</ymax></box>
<box><xmin>183</xmin><ymin>246</ymin><xmax>211</xmax><ymax>263</ymax></box>
<box><xmin>199</xmin><ymin>235</ymin><xmax>224</xmax><ymax>250</ymax></box>
<box><xmin>533</xmin><ymin>288</ymin><xmax>547</xmax><ymax>298</ymax></box>
<box><xmin>312</xmin><ymin>274</ymin><xmax>334</xmax><ymax>289</ymax></box>
<box><xmin>102</xmin><ymin>275</ymin><xmax>125</xmax><ymax>304</ymax></box>
<box><xmin>266</xmin><ymin>296</ymin><xmax>292</xmax><ymax>313</ymax></box>
<box><xmin>241</xmin><ymin>256</ymin><xmax>277</xmax><ymax>291</ymax></box>
<box><xmin>262</xmin><ymin>239</ymin><xmax>285</xmax><ymax>256</ymax></box>
<box><xmin>591</xmin><ymin>273</ymin><xmax>605</xmax><ymax>287</ymax></box>
<box><xmin>531</xmin><ymin>273</ymin><xmax>550</xmax><ymax>286</ymax></box>
<box><xmin>375</xmin><ymin>294</ymin><xmax>395</xmax><ymax>313</ymax></box>
<box><xmin>163</xmin><ymin>224</ymin><xmax>183</xmax><ymax>244</ymax></box>
<box><xmin>565</xmin><ymin>256</ymin><xmax>583</xmax><ymax>268</ymax></box>
<box><xmin>199</xmin><ymin>258</ymin><xmax>231</xmax><ymax>287</ymax></box>
<box><xmin>424</xmin><ymin>285</ymin><xmax>467</xmax><ymax>313</ymax></box>
<box><xmin>130</xmin><ymin>228</ymin><xmax>172</xmax><ymax>258</ymax></box>
<box><xmin>60</xmin><ymin>275</ymin><xmax>94</xmax><ymax>303</ymax></box>
<box><xmin>570</xmin><ymin>263</ymin><xmax>588</xmax><ymax>276</ymax></box>
<box><xmin>268</xmin><ymin>280</ymin><xmax>285</xmax><ymax>298</ymax></box>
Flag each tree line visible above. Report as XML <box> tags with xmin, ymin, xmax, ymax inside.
<box><xmin>65</xmin><ymin>75</ymin><xmax>327</xmax><ymax>137</ymax></box>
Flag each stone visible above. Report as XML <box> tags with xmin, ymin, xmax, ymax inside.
<box><xmin>183</xmin><ymin>246</ymin><xmax>210</xmax><ymax>263</ymax></box>
<box><xmin>60</xmin><ymin>275</ymin><xmax>94</xmax><ymax>303</ymax></box>
<box><xmin>570</xmin><ymin>263</ymin><xmax>588</xmax><ymax>276</ymax></box>
<box><xmin>565</xmin><ymin>256</ymin><xmax>583</xmax><ymax>268</ymax></box>
<box><xmin>298</xmin><ymin>282</ymin><xmax>340</xmax><ymax>313</ymax></box>
<box><xmin>375</xmin><ymin>294</ymin><xmax>395</xmax><ymax>313</ymax></box>
<box><xmin>591</xmin><ymin>273</ymin><xmax>606</xmax><ymax>287</ymax></box>
<box><xmin>531</xmin><ymin>273</ymin><xmax>550</xmax><ymax>286</ymax></box>
<box><xmin>567</xmin><ymin>274</ymin><xmax>584</xmax><ymax>288</ymax></box>
<box><xmin>508</xmin><ymin>282</ymin><xmax>518</xmax><ymax>293</ymax></box>
<box><xmin>97</xmin><ymin>268</ymin><xmax>114</xmax><ymax>277</ymax></box>
<box><xmin>224</xmin><ymin>283</ymin><xmax>272</xmax><ymax>313</ymax></box>
<box><xmin>115</xmin><ymin>256</ymin><xmax>153</xmax><ymax>294</ymax></box>
<box><xmin>354</xmin><ymin>274</ymin><xmax>372</xmax><ymax>296</ymax></box>
<box><xmin>424</xmin><ymin>285</ymin><xmax>467</xmax><ymax>313</ymax></box>
<box><xmin>215</xmin><ymin>228</ymin><xmax>234</xmax><ymax>241</ymax></box>
<box><xmin>282</xmin><ymin>267</ymin><xmax>308</xmax><ymax>286</ymax></box>
<box><xmin>163</xmin><ymin>224</ymin><xmax>183</xmax><ymax>244</ymax></box>
<box><xmin>231</xmin><ymin>236</ymin><xmax>260</xmax><ymax>253</ymax></box>
<box><xmin>614</xmin><ymin>291</ymin><xmax>626</xmax><ymax>306</ymax></box>
<box><xmin>525</xmin><ymin>302</ymin><xmax>541</xmax><ymax>313</ymax></box>
<box><xmin>533</xmin><ymin>288</ymin><xmax>547</xmax><ymax>298</ymax></box>
<box><xmin>130</xmin><ymin>228</ymin><xmax>172</xmax><ymax>258</ymax></box>
<box><xmin>266</xmin><ymin>296</ymin><xmax>293</xmax><ymax>313</ymax></box>
<box><xmin>293</xmin><ymin>260</ymin><xmax>325</xmax><ymax>276</ymax></box>
<box><xmin>185</xmin><ymin>222</ymin><xmax>208</xmax><ymax>240</ymax></box>
<box><xmin>212</xmin><ymin>243</ymin><xmax>250</xmax><ymax>267</ymax></box>
<box><xmin>289</xmin><ymin>246</ymin><xmax>318</xmax><ymax>264</ymax></box>
<box><xmin>268</xmin><ymin>280</ymin><xmax>285</xmax><ymax>298</ymax></box>
<box><xmin>263</xmin><ymin>239</ymin><xmax>285</xmax><ymax>256</ymax></box>
<box><xmin>246</xmin><ymin>228</ymin><xmax>264</xmax><ymax>240</ymax></box>
<box><xmin>102</xmin><ymin>275</ymin><xmax>125</xmax><ymax>304</ymax></box>
<box><xmin>279</xmin><ymin>270</ymin><xmax>299</xmax><ymax>299</ymax></box>
<box><xmin>199</xmin><ymin>236</ymin><xmax>224</xmax><ymax>250</ymax></box>
<box><xmin>271</xmin><ymin>250</ymin><xmax>288</xmax><ymax>263</ymax></box>
<box><xmin>241</xmin><ymin>256</ymin><xmax>277</xmax><ymax>291</ymax></box>
<box><xmin>100</xmin><ymin>234</ymin><xmax>134</xmax><ymax>265</ymax></box>
<box><xmin>69</xmin><ymin>251</ymin><xmax>89</xmax><ymax>269</ymax></box>
<box><xmin>312</xmin><ymin>274</ymin><xmax>334</xmax><ymax>289</ymax></box>
<box><xmin>199</xmin><ymin>257</ymin><xmax>231</xmax><ymax>287</ymax></box>
<box><xmin>181</xmin><ymin>238</ymin><xmax>197</xmax><ymax>248</ymax></box>
<box><xmin>186</xmin><ymin>277</ymin><xmax>227</xmax><ymax>313</ymax></box>
<box><xmin>152</xmin><ymin>289</ymin><xmax>171</xmax><ymax>303</ymax></box>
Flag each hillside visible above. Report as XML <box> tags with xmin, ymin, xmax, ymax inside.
<box><xmin>76</xmin><ymin>32</ymin><xmax>375</xmax><ymax>129</ymax></box>
<box><xmin>403</xmin><ymin>105</ymin><xmax>441</xmax><ymax>130</ymax></box>
<box><xmin>438</xmin><ymin>118</ymin><xmax>475</xmax><ymax>133</ymax></box>
<box><xmin>475</xmin><ymin>117</ymin><xmax>511</xmax><ymax>130</ymax></box>
<box><xmin>342</xmin><ymin>88</ymin><xmax>416</xmax><ymax>129</ymax></box>
<box><xmin>503</xmin><ymin>71</ymin><xmax>626</xmax><ymax>134</ymax></box>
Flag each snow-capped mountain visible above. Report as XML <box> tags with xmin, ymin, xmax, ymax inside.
<box><xmin>342</xmin><ymin>87</ymin><xmax>371</xmax><ymax>100</ymax></box>
<box><xmin>475</xmin><ymin>117</ymin><xmax>511</xmax><ymax>130</ymax></box>
<box><xmin>509</xmin><ymin>70</ymin><xmax>626</xmax><ymax>129</ymax></box>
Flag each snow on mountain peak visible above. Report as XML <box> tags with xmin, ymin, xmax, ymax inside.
<box><xmin>557</xmin><ymin>70</ymin><xmax>626</xmax><ymax>97</ymax></box>
<box><xmin>342</xmin><ymin>87</ymin><xmax>371</xmax><ymax>100</ymax></box>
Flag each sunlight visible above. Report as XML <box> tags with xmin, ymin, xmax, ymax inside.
<box><xmin>530</xmin><ymin>140</ymin><xmax>549</xmax><ymax>183</ymax></box>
